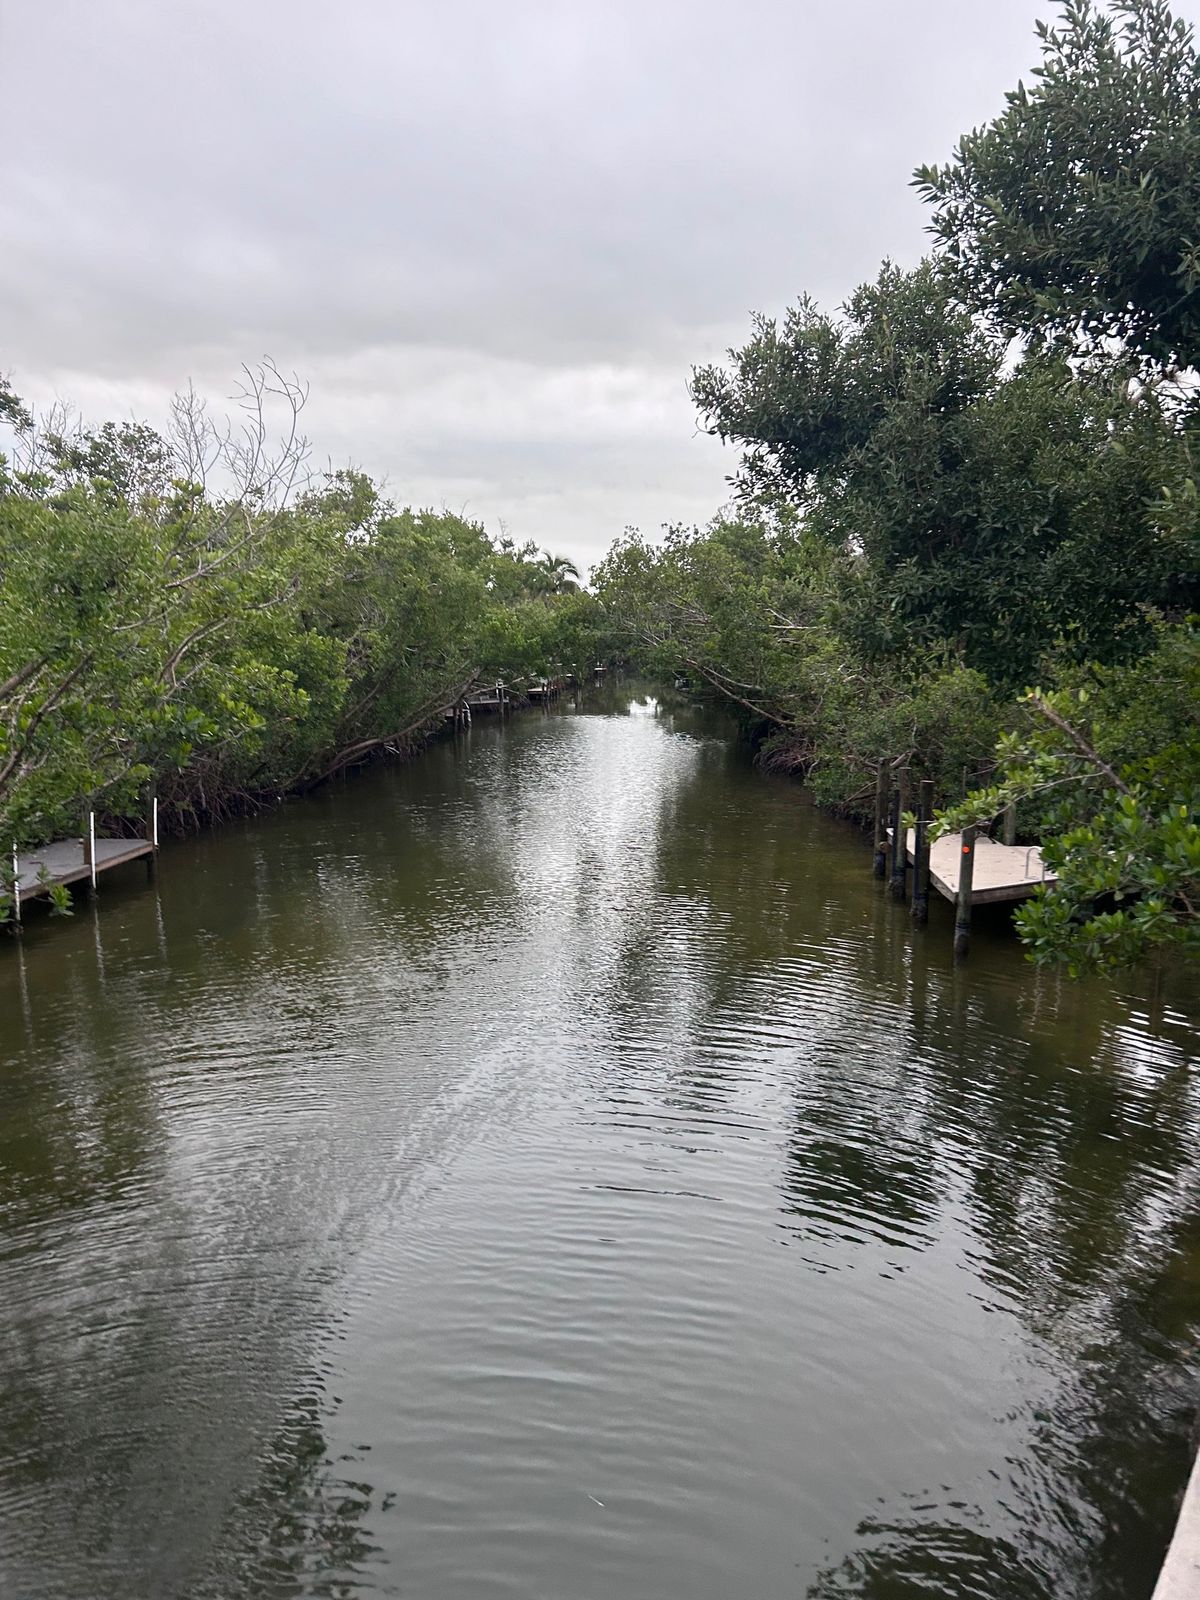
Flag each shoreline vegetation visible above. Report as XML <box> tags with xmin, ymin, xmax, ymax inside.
<box><xmin>600</xmin><ymin>0</ymin><xmax>1200</xmax><ymax>977</ymax></box>
<box><xmin>0</xmin><ymin>362</ymin><xmax>612</xmax><ymax>854</ymax></box>
<box><xmin>3</xmin><ymin>0</ymin><xmax>1199</xmax><ymax>976</ymax></box>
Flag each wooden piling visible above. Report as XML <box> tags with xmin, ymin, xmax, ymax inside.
<box><xmin>889</xmin><ymin>767</ymin><xmax>910</xmax><ymax>901</ymax></box>
<box><xmin>872</xmin><ymin>761</ymin><xmax>888</xmax><ymax>878</ymax></box>
<box><xmin>954</xmin><ymin>825</ymin><xmax>977</xmax><ymax>960</ymax></box>
<box><xmin>1002</xmin><ymin>801</ymin><xmax>1017</xmax><ymax>847</ymax></box>
<box><xmin>911</xmin><ymin>778</ymin><xmax>933</xmax><ymax>925</ymax></box>
<box><xmin>887</xmin><ymin>784</ymin><xmax>902</xmax><ymax>896</ymax></box>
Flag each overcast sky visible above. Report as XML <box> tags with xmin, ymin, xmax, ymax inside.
<box><xmin>5</xmin><ymin>0</ymin><xmax>1194</xmax><ymax>573</ymax></box>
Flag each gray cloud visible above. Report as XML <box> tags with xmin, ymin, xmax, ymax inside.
<box><xmin>5</xmin><ymin>0</ymin><xmax>1189</xmax><ymax>570</ymax></box>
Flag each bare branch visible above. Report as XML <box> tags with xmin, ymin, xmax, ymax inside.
<box><xmin>1026</xmin><ymin>691</ymin><xmax>1132</xmax><ymax>795</ymax></box>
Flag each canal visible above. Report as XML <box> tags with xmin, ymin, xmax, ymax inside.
<box><xmin>1</xmin><ymin>689</ymin><xmax>1197</xmax><ymax>1600</ymax></box>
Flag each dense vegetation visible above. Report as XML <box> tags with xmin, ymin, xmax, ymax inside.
<box><xmin>4</xmin><ymin>0</ymin><xmax>1198</xmax><ymax>975</ymax></box>
<box><xmin>0</xmin><ymin>366</ymin><xmax>606</xmax><ymax>863</ymax></box>
<box><xmin>590</xmin><ymin>0</ymin><xmax>1200</xmax><ymax>974</ymax></box>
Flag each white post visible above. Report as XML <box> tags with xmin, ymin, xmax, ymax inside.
<box><xmin>89</xmin><ymin>811</ymin><xmax>97</xmax><ymax>889</ymax></box>
<box><xmin>152</xmin><ymin>795</ymin><xmax>159</xmax><ymax>849</ymax></box>
<box><xmin>11</xmin><ymin>841</ymin><xmax>20</xmax><ymax>923</ymax></box>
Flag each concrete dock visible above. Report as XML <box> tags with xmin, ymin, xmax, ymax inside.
<box><xmin>1153</xmin><ymin>1448</ymin><xmax>1200</xmax><ymax>1599</ymax></box>
<box><xmin>904</xmin><ymin>827</ymin><xmax>1056</xmax><ymax>905</ymax></box>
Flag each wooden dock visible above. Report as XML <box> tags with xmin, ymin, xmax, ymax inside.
<box><xmin>527</xmin><ymin>675</ymin><xmax>570</xmax><ymax>701</ymax></box>
<box><xmin>8</xmin><ymin>800</ymin><xmax>160</xmax><ymax>929</ymax></box>
<box><xmin>903</xmin><ymin>827</ymin><xmax>1055</xmax><ymax>905</ymax></box>
<box><xmin>447</xmin><ymin>672</ymin><xmax>579</xmax><ymax>727</ymax></box>
<box><xmin>13</xmin><ymin>837</ymin><xmax>155</xmax><ymax>903</ymax></box>
<box><xmin>465</xmin><ymin>682</ymin><xmax>510</xmax><ymax>712</ymax></box>
<box><xmin>871</xmin><ymin>761</ymin><xmax>1058</xmax><ymax>958</ymax></box>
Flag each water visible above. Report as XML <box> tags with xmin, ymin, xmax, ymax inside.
<box><xmin>0</xmin><ymin>690</ymin><xmax>1197</xmax><ymax>1600</ymax></box>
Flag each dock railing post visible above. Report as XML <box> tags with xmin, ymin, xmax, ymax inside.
<box><xmin>147</xmin><ymin>790</ymin><xmax>159</xmax><ymax>880</ymax></box>
<box><xmin>83</xmin><ymin>810</ymin><xmax>97</xmax><ymax>897</ymax></box>
<box><xmin>9</xmin><ymin>841</ymin><xmax>20</xmax><ymax>933</ymax></box>
<box><xmin>872</xmin><ymin>761</ymin><xmax>888</xmax><ymax>878</ymax></box>
<box><xmin>912</xmin><ymin>778</ymin><xmax>933</xmax><ymax>925</ymax></box>
<box><xmin>954</xmin><ymin>826</ymin><xmax>976</xmax><ymax>960</ymax></box>
<box><xmin>889</xmin><ymin>767</ymin><xmax>910</xmax><ymax>901</ymax></box>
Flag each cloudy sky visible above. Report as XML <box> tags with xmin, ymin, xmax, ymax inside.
<box><xmin>5</xmin><ymin>0</ymin><xmax>1189</xmax><ymax>573</ymax></box>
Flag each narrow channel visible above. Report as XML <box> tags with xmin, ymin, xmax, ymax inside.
<box><xmin>1</xmin><ymin>690</ymin><xmax>1197</xmax><ymax>1600</ymax></box>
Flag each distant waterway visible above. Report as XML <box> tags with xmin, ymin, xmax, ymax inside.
<box><xmin>1</xmin><ymin>688</ymin><xmax>1197</xmax><ymax>1600</ymax></box>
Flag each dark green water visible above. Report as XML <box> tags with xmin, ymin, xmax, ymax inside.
<box><xmin>1</xmin><ymin>691</ymin><xmax>1197</xmax><ymax>1600</ymax></box>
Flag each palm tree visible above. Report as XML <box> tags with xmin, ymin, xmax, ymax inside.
<box><xmin>537</xmin><ymin>552</ymin><xmax>581</xmax><ymax>593</ymax></box>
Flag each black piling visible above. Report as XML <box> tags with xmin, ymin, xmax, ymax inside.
<box><xmin>889</xmin><ymin>766</ymin><xmax>910</xmax><ymax>902</ymax></box>
<box><xmin>872</xmin><ymin>761</ymin><xmax>889</xmax><ymax>878</ymax></box>
<box><xmin>1001</xmin><ymin>800</ymin><xmax>1017</xmax><ymax>847</ymax></box>
<box><xmin>954</xmin><ymin>825</ymin><xmax>977</xmax><ymax>960</ymax></box>
<box><xmin>911</xmin><ymin>778</ymin><xmax>933</xmax><ymax>925</ymax></box>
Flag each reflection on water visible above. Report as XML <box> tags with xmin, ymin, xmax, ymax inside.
<box><xmin>0</xmin><ymin>689</ymin><xmax>1197</xmax><ymax>1600</ymax></box>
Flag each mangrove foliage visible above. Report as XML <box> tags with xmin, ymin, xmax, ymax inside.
<box><xmin>590</xmin><ymin>0</ymin><xmax>1200</xmax><ymax>975</ymax></box>
<box><xmin>0</xmin><ymin>365</ymin><xmax>607</xmax><ymax>848</ymax></box>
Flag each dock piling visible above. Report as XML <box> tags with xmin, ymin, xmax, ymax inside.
<box><xmin>889</xmin><ymin>767</ymin><xmax>910</xmax><ymax>901</ymax></box>
<box><xmin>9</xmin><ymin>841</ymin><xmax>20</xmax><ymax>934</ymax></box>
<box><xmin>84</xmin><ymin>811</ymin><xmax>98</xmax><ymax>897</ymax></box>
<box><xmin>954</xmin><ymin>826</ymin><xmax>977</xmax><ymax>960</ymax></box>
<box><xmin>9</xmin><ymin>831</ymin><xmax>159</xmax><ymax>922</ymax></box>
<box><xmin>147</xmin><ymin>792</ymin><xmax>159</xmax><ymax>880</ymax></box>
<box><xmin>912</xmin><ymin>779</ymin><xmax>933</xmax><ymax>925</ymax></box>
<box><xmin>872</xmin><ymin>761</ymin><xmax>888</xmax><ymax>878</ymax></box>
<box><xmin>1002</xmin><ymin>801</ymin><xmax>1017</xmax><ymax>847</ymax></box>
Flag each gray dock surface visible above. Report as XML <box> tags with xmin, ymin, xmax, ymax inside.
<box><xmin>1153</xmin><ymin>1448</ymin><xmax>1200</xmax><ymax>1599</ymax></box>
<box><xmin>14</xmin><ymin>837</ymin><xmax>154</xmax><ymax>900</ymax></box>
<box><xmin>903</xmin><ymin>828</ymin><xmax>1056</xmax><ymax>906</ymax></box>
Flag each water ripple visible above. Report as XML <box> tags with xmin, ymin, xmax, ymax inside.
<box><xmin>0</xmin><ymin>699</ymin><xmax>1197</xmax><ymax>1600</ymax></box>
